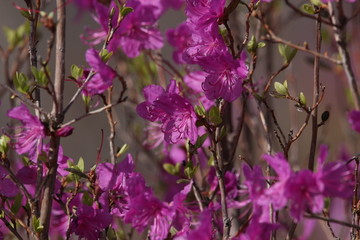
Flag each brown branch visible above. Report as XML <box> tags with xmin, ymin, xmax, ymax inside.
<box><xmin>39</xmin><ymin>0</ymin><xmax>66</xmax><ymax>238</ymax></box>
<box><xmin>352</xmin><ymin>157</ymin><xmax>360</xmax><ymax>238</ymax></box>
<box><xmin>328</xmin><ymin>2</ymin><xmax>360</xmax><ymax>110</ymax></box>
<box><xmin>207</xmin><ymin>101</ymin><xmax>231</xmax><ymax>240</ymax></box>
<box><xmin>305</xmin><ymin>213</ymin><xmax>360</xmax><ymax>230</ymax></box>
<box><xmin>284</xmin><ymin>0</ymin><xmax>336</xmax><ymax>26</ymax></box>
<box><xmin>257</xmin><ymin>12</ymin><xmax>341</xmax><ymax>65</ymax></box>
<box><xmin>308</xmin><ymin>12</ymin><xmax>322</xmax><ymax>171</ymax></box>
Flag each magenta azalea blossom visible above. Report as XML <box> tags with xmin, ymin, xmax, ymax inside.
<box><xmin>201</xmin><ymin>52</ymin><xmax>248</xmax><ymax>102</ymax></box>
<box><xmin>68</xmin><ymin>205</ymin><xmax>112</xmax><ymax>240</ymax></box>
<box><xmin>137</xmin><ymin>80</ymin><xmax>198</xmax><ymax>144</ymax></box>
<box><xmin>83</xmin><ymin>1</ymin><xmax>163</xmax><ymax>58</ymax></box>
<box><xmin>315</xmin><ymin>145</ymin><xmax>354</xmax><ymax>198</ymax></box>
<box><xmin>285</xmin><ymin>170</ymin><xmax>324</xmax><ymax>221</ymax></box>
<box><xmin>167</xmin><ymin>22</ymin><xmax>192</xmax><ymax>64</ymax></box>
<box><xmin>348</xmin><ymin>110</ymin><xmax>360</xmax><ymax>133</ymax></box>
<box><xmin>117</xmin><ymin>3</ymin><xmax>164</xmax><ymax>57</ymax></box>
<box><xmin>184</xmin><ymin>71</ymin><xmax>213</xmax><ymax>110</ymax></box>
<box><xmin>186</xmin><ymin>0</ymin><xmax>225</xmax><ymax>30</ymax></box>
<box><xmin>260</xmin><ymin>153</ymin><xmax>291</xmax><ymax>211</ymax></box>
<box><xmin>81</xmin><ymin>48</ymin><xmax>116</xmax><ymax>96</ymax></box>
<box><xmin>7</xmin><ymin>104</ymin><xmax>45</xmax><ymax>161</ymax></box>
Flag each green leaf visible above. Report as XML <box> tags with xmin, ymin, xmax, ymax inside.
<box><xmin>299</xmin><ymin>92</ymin><xmax>306</xmax><ymax>106</ymax></box>
<box><xmin>0</xmin><ymin>135</ymin><xmax>10</xmax><ymax>155</ymax></box>
<box><xmin>14</xmin><ymin>72</ymin><xmax>30</xmax><ymax>94</ymax></box>
<box><xmin>82</xmin><ymin>192</ymin><xmax>93</xmax><ymax>206</ymax></box>
<box><xmin>70</xmin><ymin>64</ymin><xmax>83</xmax><ymax>80</ymax></box>
<box><xmin>31</xmin><ymin>67</ymin><xmax>48</xmax><ymax>87</ymax></box>
<box><xmin>116</xmin><ymin>144</ymin><xmax>129</xmax><ymax>158</ymax></box>
<box><xmin>64</xmin><ymin>168</ymin><xmax>88</xmax><ymax>179</ymax></box>
<box><xmin>194</xmin><ymin>105</ymin><xmax>205</xmax><ymax>117</ymax></box>
<box><xmin>257</xmin><ymin>42</ymin><xmax>266</xmax><ymax>48</ymax></box>
<box><xmin>310</xmin><ymin>0</ymin><xmax>323</xmax><ymax>6</ymax></box>
<box><xmin>184</xmin><ymin>161</ymin><xmax>197</xmax><ymax>179</ymax></box>
<box><xmin>302</xmin><ymin>4</ymin><xmax>316</xmax><ymax>14</ymax></box>
<box><xmin>176</xmin><ymin>179</ymin><xmax>190</xmax><ymax>184</ymax></box>
<box><xmin>77</xmin><ymin>157</ymin><xmax>85</xmax><ymax>172</ymax></box>
<box><xmin>20</xmin><ymin>10</ymin><xmax>32</xmax><ymax>20</ymax></box>
<box><xmin>208</xmin><ymin>106</ymin><xmax>222</xmax><ymax>126</ymax></box>
<box><xmin>3</xmin><ymin>26</ymin><xmax>18</xmax><ymax>49</ymax></box>
<box><xmin>278</xmin><ymin>44</ymin><xmax>297</xmax><ymax>64</ymax></box>
<box><xmin>283</xmin><ymin>80</ymin><xmax>288</xmax><ymax>89</ymax></box>
<box><xmin>218</xmin><ymin>126</ymin><xmax>227</xmax><ymax>141</ymax></box>
<box><xmin>33</xmin><ymin>217</ymin><xmax>44</xmax><ymax>233</ymax></box>
<box><xmin>163</xmin><ymin>163</ymin><xmax>181</xmax><ymax>175</ymax></box>
<box><xmin>274</xmin><ymin>82</ymin><xmax>288</xmax><ymax>96</ymax></box>
<box><xmin>194</xmin><ymin>133</ymin><xmax>208</xmax><ymax>150</ymax></box>
<box><xmin>11</xmin><ymin>194</ymin><xmax>23</xmax><ymax>215</ymax></box>
<box><xmin>247</xmin><ymin>35</ymin><xmax>257</xmax><ymax>53</ymax></box>
<box><xmin>99</xmin><ymin>49</ymin><xmax>113</xmax><ymax>62</ymax></box>
<box><xmin>121</xmin><ymin>7</ymin><xmax>133</xmax><ymax>17</ymax></box>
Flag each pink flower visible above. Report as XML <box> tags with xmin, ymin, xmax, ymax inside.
<box><xmin>68</xmin><ymin>205</ymin><xmax>112</xmax><ymax>240</ymax></box>
<box><xmin>201</xmin><ymin>52</ymin><xmax>248</xmax><ymax>102</ymax></box>
<box><xmin>315</xmin><ymin>145</ymin><xmax>354</xmax><ymax>198</ymax></box>
<box><xmin>82</xmin><ymin>1</ymin><xmax>163</xmax><ymax>58</ymax></box>
<box><xmin>167</xmin><ymin>22</ymin><xmax>192</xmax><ymax>64</ymax></box>
<box><xmin>81</xmin><ymin>48</ymin><xmax>116</xmax><ymax>96</ymax></box>
<box><xmin>7</xmin><ymin>104</ymin><xmax>45</xmax><ymax>161</ymax></box>
<box><xmin>137</xmin><ymin>80</ymin><xmax>198</xmax><ymax>144</ymax></box>
<box><xmin>285</xmin><ymin>170</ymin><xmax>324</xmax><ymax>221</ymax></box>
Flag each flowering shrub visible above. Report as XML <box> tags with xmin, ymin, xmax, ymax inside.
<box><xmin>0</xmin><ymin>0</ymin><xmax>360</xmax><ymax>239</ymax></box>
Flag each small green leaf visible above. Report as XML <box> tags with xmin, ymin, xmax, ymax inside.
<box><xmin>208</xmin><ymin>106</ymin><xmax>222</xmax><ymax>126</ymax></box>
<box><xmin>163</xmin><ymin>163</ymin><xmax>180</xmax><ymax>175</ymax></box>
<box><xmin>64</xmin><ymin>168</ymin><xmax>88</xmax><ymax>179</ymax></box>
<box><xmin>99</xmin><ymin>49</ymin><xmax>113</xmax><ymax>62</ymax></box>
<box><xmin>257</xmin><ymin>42</ymin><xmax>266</xmax><ymax>48</ymax></box>
<box><xmin>194</xmin><ymin>105</ymin><xmax>205</xmax><ymax>117</ymax></box>
<box><xmin>11</xmin><ymin>194</ymin><xmax>23</xmax><ymax>215</ymax></box>
<box><xmin>70</xmin><ymin>64</ymin><xmax>83</xmax><ymax>80</ymax></box>
<box><xmin>3</xmin><ymin>26</ymin><xmax>18</xmax><ymax>49</ymax></box>
<box><xmin>184</xmin><ymin>161</ymin><xmax>197</xmax><ymax>179</ymax></box>
<box><xmin>218</xmin><ymin>126</ymin><xmax>227</xmax><ymax>141</ymax></box>
<box><xmin>176</xmin><ymin>178</ymin><xmax>190</xmax><ymax>184</ymax></box>
<box><xmin>31</xmin><ymin>67</ymin><xmax>48</xmax><ymax>87</ymax></box>
<box><xmin>33</xmin><ymin>217</ymin><xmax>44</xmax><ymax>233</ymax></box>
<box><xmin>302</xmin><ymin>4</ymin><xmax>316</xmax><ymax>14</ymax></box>
<box><xmin>283</xmin><ymin>80</ymin><xmax>288</xmax><ymax>89</ymax></box>
<box><xmin>194</xmin><ymin>133</ymin><xmax>208</xmax><ymax>149</ymax></box>
<box><xmin>299</xmin><ymin>92</ymin><xmax>306</xmax><ymax>106</ymax></box>
<box><xmin>247</xmin><ymin>35</ymin><xmax>257</xmax><ymax>53</ymax></box>
<box><xmin>278</xmin><ymin>44</ymin><xmax>297</xmax><ymax>64</ymax></box>
<box><xmin>310</xmin><ymin>0</ymin><xmax>323</xmax><ymax>6</ymax></box>
<box><xmin>77</xmin><ymin>157</ymin><xmax>85</xmax><ymax>172</ymax></box>
<box><xmin>121</xmin><ymin>7</ymin><xmax>133</xmax><ymax>17</ymax></box>
<box><xmin>0</xmin><ymin>135</ymin><xmax>10</xmax><ymax>155</ymax></box>
<box><xmin>14</xmin><ymin>72</ymin><xmax>30</xmax><ymax>94</ymax></box>
<box><xmin>274</xmin><ymin>82</ymin><xmax>288</xmax><ymax>96</ymax></box>
<box><xmin>116</xmin><ymin>144</ymin><xmax>129</xmax><ymax>158</ymax></box>
<box><xmin>20</xmin><ymin>10</ymin><xmax>32</xmax><ymax>20</ymax></box>
<box><xmin>82</xmin><ymin>192</ymin><xmax>93</xmax><ymax>206</ymax></box>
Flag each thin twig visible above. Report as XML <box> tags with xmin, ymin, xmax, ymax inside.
<box><xmin>1</xmin><ymin>217</ymin><xmax>24</xmax><ymax>240</ymax></box>
<box><xmin>257</xmin><ymin>12</ymin><xmax>341</xmax><ymax>65</ymax></box>
<box><xmin>306</xmin><ymin>213</ymin><xmax>360</xmax><ymax>230</ymax></box>
<box><xmin>352</xmin><ymin>157</ymin><xmax>360</xmax><ymax>239</ymax></box>
<box><xmin>328</xmin><ymin>2</ymin><xmax>360</xmax><ymax>110</ymax></box>
<box><xmin>308</xmin><ymin>11</ymin><xmax>322</xmax><ymax>171</ymax></box>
